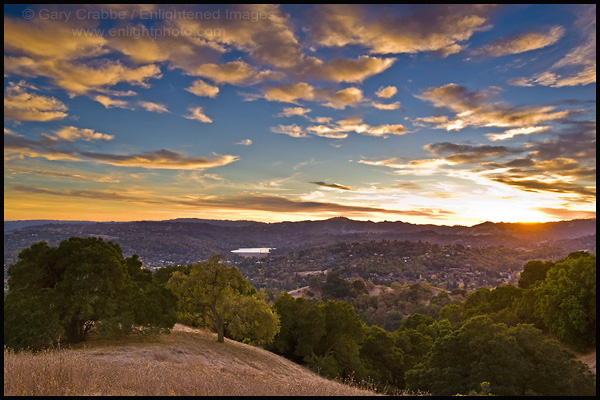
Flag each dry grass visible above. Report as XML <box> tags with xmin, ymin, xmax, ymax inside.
<box><xmin>4</xmin><ymin>324</ymin><xmax>380</xmax><ymax>396</ymax></box>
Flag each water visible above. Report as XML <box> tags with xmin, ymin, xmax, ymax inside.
<box><xmin>231</xmin><ymin>247</ymin><xmax>274</xmax><ymax>254</ymax></box>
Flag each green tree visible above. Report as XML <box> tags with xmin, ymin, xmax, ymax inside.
<box><xmin>360</xmin><ymin>325</ymin><xmax>404</xmax><ymax>390</ymax></box>
<box><xmin>167</xmin><ymin>255</ymin><xmax>278</xmax><ymax>344</ymax></box>
<box><xmin>534</xmin><ymin>252</ymin><xmax>596</xmax><ymax>350</ymax></box>
<box><xmin>4</xmin><ymin>291</ymin><xmax>63</xmax><ymax>350</ymax></box>
<box><xmin>438</xmin><ymin>303</ymin><xmax>462</xmax><ymax>326</ymax></box>
<box><xmin>316</xmin><ymin>300</ymin><xmax>366</xmax><ymax>380</ymax></box>
<box><xmin>5</xmin><ymin>237</ymin><xmax>177</xmax><ymax>350</ymax></box>
<box><xmin>270</xmin><ymin>294</ymin><xmax>325</xmax><ymax>362</ymax></box>
<box><xmin>223</xmin><ymin>294</ymin><xmax>280</xmax><ymax>346</ymax></box>
<box><xmin>405</xmin><ymin>315</ymin><xmax>595</xmax><ymax>396</ymax></box>
<box><xmin>518</xmin><ymin>259</ymin><xmax>553</xmax><ymax>289</ymax></box>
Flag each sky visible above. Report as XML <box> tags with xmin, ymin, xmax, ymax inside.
<box><xmin>3</xmin><ymin>4</ymin><xmax>596</xmax><ymax>225</ymax></box>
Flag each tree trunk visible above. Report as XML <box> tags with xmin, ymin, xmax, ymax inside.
<box><xmin>211</xmin><ymin>283</ymin><xmax>224</xmax><ymax>342</ymax></box>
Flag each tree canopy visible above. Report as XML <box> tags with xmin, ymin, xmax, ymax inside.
<box><xmin>167</xmin><ymin>255</ymin><xmax>279</xmax><ymax>344</ymax></box>
<box><xmin>4</xmin><ymin>237</ymin><xmax>177</xmax><ymax>350</ymax></box>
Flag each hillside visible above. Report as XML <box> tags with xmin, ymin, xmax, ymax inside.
<box><xmin>3</xmin><ymin>324</ymin><xmax>379</xmax><ymax>396</ymax></box>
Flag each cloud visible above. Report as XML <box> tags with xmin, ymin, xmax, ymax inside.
<box><xmin>424</xmin><ymin>142</ymin><xmax>523</xmax><ymax>164</ymax></box>
<box><xmin>53</xmin><ymin>126</ymin><xmax>114</xmax><ymax>142</ymax></box>
<box><xmin>4</xmin><ymin>129</ymin><xmax>82</xmax><ymax>162</ymax></box>
<box><xmin>371</xmin><ymin>101</ymin><xmax>401</xmax><ymax>110</ymax></box>
<box><xmin>4</xmin><ymin>82</ymin><xmax>68</xmax><ymax>121</ymax></box>
<box><xmin>277</xmin><ymin>107</ymin><xmax>312</xmax><ymax>117</ymax></box>
<box><xmin>80</xmin><ymin>149</ymin><xmax>239</xmax><ymax>170</ymax></box>
<box><xmin>310</xmin><ymin>181</ymin><xmax>356</xmax><ymax>191</ymax></box>
<box><xmin>508</xmin><ymin>6</ymin><xmax>596</xmax><ymax>87</ymax></box>
<box><xmin>375</xmin><ymin>86</ymin><xmax>398</xmax><ymax>98</ymax></box>
<box><xmin>534</xmin><ymin>207</ymin><xmax>596</xmax><ymax>220</ymax></box>
<box><xmin>472</xmin><ymin>26</ymin><xmax>565</xmax><ymax>57</ymax></box>
<box><xmin>305</xmin><ymin>4</ymin><xmax>493</xmax><ymax>55</ymax></box>
<box><xmin>305</xmin><ymin>125</ymin><xmax>349</xmax><ymax>139</ymax></box>
<box><xmin>412</xmin><ymin>83</ymin><xmax>571</xmax><ymax>131</ymax></box>
<box><xmin>184</xmin><ymin>106</ymin><xmax>213</xmax><ymax>123</ymax></box>
<box><xmin>186</xmin><ymin>80</ymin><xmax>220</xmax><ymax>98</ymax></box>
<box><xmin>490</xmin><ymin>176</ymin><xmax>596</xmax><ymax>196</ymax></box>
<box><xmin>525</xmin><ymin>121</ymin><xmax>596</xmax><ymax>163</ymax></box>
<box><xmin>260</xmin><ymin>83</ymin><xmax>364</xmax><ymax>109</ymax></box>
<box><xmin>94</xmin><ymin>95</ymin><xmax>131</xmax><ymax>109</ymax></box>
<box><xmin>5</xmin><ymin>167</ymin><xmax>121</xmax><ymax>183</ymax></box>
<box><xmin>283</xmin><ymin>117</ymin><xmax>408</xmax><ymax>140</ymax></box>
<box><xmin>138</xmin><ymin>101</ymin><xmax>169</xmax><ymax>113</ymax></box>
<box><xmin>3</xmin><ymin>16</ymin><xmax>107</xmax><ymax>61</ymax></box>
<box><xmin>192</xmin><ymin>4</ymin><xmax>305</xmax><ymax>69</ymax></box>
<box><xmin>323</xmin><ymin>87</ymin><xmax>364</xmax><ymax>109</ymax></box>
<box><xmin>193</xmin><ymin>61</ymin><xmax>284</xmax><ymax>85</ymax></box>
<box><xmin>8</xmin><ymin>183</ymin><xmax>457</xmax><ymax>218</ymax></box>
<box><xmin>305</xmin><ymin>56</ymin><xmax>396</xmax><ymax>83</ymax></box>
<box><xmin>485</xmin><ymin>126</ymin><xmax>550</xmax><ymax>141</ymax></box>
<box><xmin>9</xmin><ymin>184</ymin><xmax>160</xmax><ymax>203</ymax></box>
<box><xmin>305</xmin><ymin>116</ymin><xmax>407</xmax><ymax>139</ymax></box>
<box><xmin>5</xmin><ymin>127</ymin><xmax>239</xmax><ymax>171</ymax></box>
<box><xmin>271</xmin><ymin>124</ymin><xmax>308</xmax><ymax>138</ymax></box>
<box><xmin>235</xmin><ymin>139</ymin><xmax>253</xmax><ymax>146</ymax></box>
<box><xmin>263</xmin><ymin>82</ymin><xmax>318</xmax><ymax>103</ymax></box>
<box><xmin>4</xmin><ymin>16</ymin><xmax>162</xmax><ymax>95</ymax></box>
<box><xmin>5</xmin><ymin>56</ymin><xmax>162</xmax><ymax>96</ymax></box>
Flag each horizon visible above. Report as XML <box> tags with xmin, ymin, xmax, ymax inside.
<box><xmin>3</xmin><ymin>215</ymin><xmax>596</xmax><ymax>229</ymax></box>
<box><xmin>4</xmin><ymin>5</ymin><xmax>596</xmax><ymax>226</ymax></box>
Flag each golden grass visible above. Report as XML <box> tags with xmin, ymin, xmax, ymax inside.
<box><xmin>4</xmin><ymin>324</ymin><xmax>381</xmax><ymax>396</ymax></box>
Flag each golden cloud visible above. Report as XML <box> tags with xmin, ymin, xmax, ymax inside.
<box><xmin>4</xmin><ymin>16</ymin><xmax>162</xmax><ymax>95</ymax></box>
<box><xmin>305</xmin><ymin>56</ymin><xmax>396</xmax><ymax>83</ymax></box>
<box><xmin>184</xmin><ymin>106</ymin><xmax>213</xmax><ymax>123</ymax></box>
<box><xmin>323</xmin><ymin>87</ymin><xmax>364</xmax><ymax>109</ymax></box>
<box><xmin>306</xmin><ymin>4</ymin><xmax>492</xmax><ymax>54</ymax></box>
<box><xmin>472</xmin><ymin>26</ymin><xmax>565</xmax><ymax>57</ymax></box>
<box><xmin>4</xmin><ymin>82</ymin><xmax>68</xmax><ymax>121</ymax></box>
<box><xmin>263</xmin><ymin>82</ymin><xmax>317</xmax><ymax>103</ymax></box>
<box><xmin>271</xmin><ymin>124</ymin><xmax>308</xmax><ymax>138</ymax></box>
<box><xmin>138</xmin><ymin>101</ymin><xmax>169</xmax><ymax>113</ymax></box>
<box><xmin>80</xmin><ymin>149</ymin><xmax>239</xmax><ymax>170</ymax></box>
<box><xmin>306</xmin><ymin>117</ymin><xmax>407</xmax><ymax>139</ymax></box>
<box><xmin>509</xmin><ymin>6</ymin><xmax>596</xmax><ymax>87</ymax></box>
<box><xmin>277</xmin><ymin>107</ymin><xmax>312</xmax><ymax>117</ymax></box>
<box><xmin>413</xmin><ymin>83</ymin><xmax>571</xmax><ymax>131</ymax></box>
<box><xmin>375</xmin><ymin>86</ymin><xmax>398</xmax><ymax>98</ymax></box>
<box><xmin>94</xmin><ymin>95</ymin><xmax>131</xmax><ymax>109</ymax></box>
<box><xmin>194</xmin><ymin>61</ymin><xmax>284</xmax><ymax>85</ymax></box>
<box><xmin>186</xmin><ymin>80</ymin><xmax>220</xmax><ymax>98</ymax></box>
<box><xmin>371</xmin><ymin>101</ymin><xmax>401</xmax><ymax>110</ymax></box>
<box><xmin>53</xmin><ymin>126</ymin><xmax>114</xmax><ymax>142</ymax></box>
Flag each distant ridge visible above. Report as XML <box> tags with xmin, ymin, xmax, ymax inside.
<box><xmin>4</xmin><ymin>217</ymin><xmax>595</xmax><ymax>269</ymax></box>
<box><xmin>4</xmin><ymin>220</ymin><xmax>97</xmax><ymax>232</ymax></box>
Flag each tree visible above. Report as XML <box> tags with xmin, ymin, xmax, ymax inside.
<box><xmin>270</xmin><ymin>294</ymin><xmax>326</xmax><ymax>362</ymax></box>
<box><xmin>534</xmin><ymin>252</ymin><xmax>596</xmax><ymax>350</ymax></box>
<box><xmin>223</xmin><ymin>294</ymin><xmax>280</xmax><ymax>346</ymax></box>
<box><xmin>360</xmin><ymin>325</ymin><xmax>405</xmax><ymax>390</ymax></box>
<box><xmin>405</xmin><ymin>315</ymin><xmax>595</xmax><ymax>396</ymax></box>
<box><xmin>167</xmin><ymin>255</ymin><xmax>278</xmax><ymax>344</ymax></box>
<box><xmin>5</xmin><ymin>237</ymin><xmax>177</xmax><ymax>350</ymax></box>
<box><xmin>518</xmin><ymin>260</ymin><xmax>553</xmax><ymax>289</ymax></box>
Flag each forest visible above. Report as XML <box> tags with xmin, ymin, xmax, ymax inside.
<box><xmin>3</xmin><ymin>237</ymin><xmax>596</xmax><ymax>396</ymax></box>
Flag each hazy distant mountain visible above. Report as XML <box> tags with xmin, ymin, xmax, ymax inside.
<box><xmin>3</xmin><ymin>220</ymin><xmax>98</xmax><ymax>232</ymax></box>
<box><xmin>3</xmin><ymin>217</ymin><xmax>595</xmax><ymax>269</ymax></box>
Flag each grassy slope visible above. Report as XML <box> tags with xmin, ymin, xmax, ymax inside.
<box><xmin>4</xmin><ymin>324</ymin><xmax>379</xmax><ymax>396</ymax></box>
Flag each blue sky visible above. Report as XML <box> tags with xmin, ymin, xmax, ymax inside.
<box><xmin>4</xmin><ymin>4</ymin><xmax>596</xmax><ymax>225</ymax></box>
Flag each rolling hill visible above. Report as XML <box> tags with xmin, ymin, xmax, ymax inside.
<box><xmin>3</xmin><ymin>324</ymin><xmax>380</xmax><ymax>396</ymax></box>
